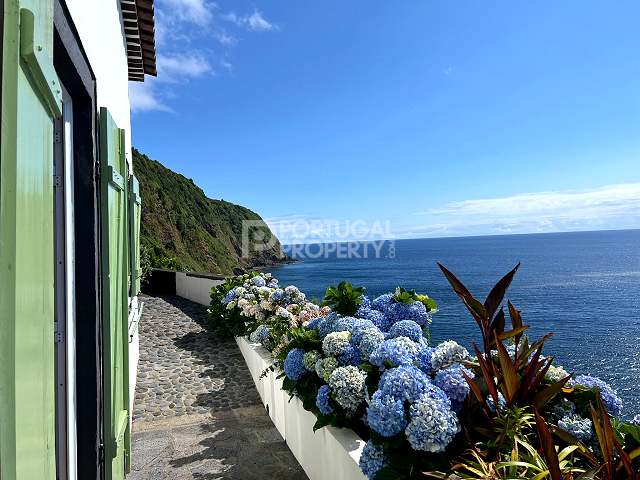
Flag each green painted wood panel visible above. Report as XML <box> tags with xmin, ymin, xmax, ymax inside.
<box><xmin>100</xmin><ymin>108</ymin><xmax>130</xmax><ymax>480</ymax></box>
<box><xmin>0</xmin><ymin>1</ymin><xmax>59</xmax><ymax>479</ymax></box>
<box><xmin>129</xmin><ymin>175</ymin><xmax>142</xmax><ymax>296</ymax></box>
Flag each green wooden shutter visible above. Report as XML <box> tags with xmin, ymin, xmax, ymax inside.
<box><xmin>0</xmin><ymin>3</ymin><xmax>60</xmax><ymax>479</ymax></box>
<box><xmin>99</xmin><ymin>108</ymin><xmax>130</xmax><ymax>480</ymax></box>
<box><xmin>129</xmin><ymin>175</ymin><xmax>142</xmax><ymax>296</ymax></box>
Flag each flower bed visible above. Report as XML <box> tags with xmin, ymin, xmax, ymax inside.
<box><xmin>209</xmin><ymin>269</ymin><xmax>640</xmax><ymax>479</ymax></box>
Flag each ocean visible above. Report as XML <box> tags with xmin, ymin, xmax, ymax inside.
<box><xmin>268</xmin><ymin>229</ymin><xmax>640</xmax><ymax>418</ymax></box>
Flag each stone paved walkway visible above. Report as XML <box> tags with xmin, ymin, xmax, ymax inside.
<box><xmin>128</xmin><ymin>294</ymin><xmax>306</xmax><ymax>480</ymax></box>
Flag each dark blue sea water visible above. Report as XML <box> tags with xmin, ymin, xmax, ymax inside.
<box><xmin>269</xmin><ymin>229</ymin><xmax>640</xmax><ymax>419</ymax></box>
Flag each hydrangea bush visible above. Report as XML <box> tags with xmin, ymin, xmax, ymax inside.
<box><xmin>209</xmin><ymin>269</ymin><xmax>640</xmax><ymax>479</ymax></box>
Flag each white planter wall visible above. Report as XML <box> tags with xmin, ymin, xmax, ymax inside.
<box><xmin>237</xmin><ymin>337</ymin><xmax>367</xmax><ymax>480</ymax></box>
<box><xmin>175</xmin><ymin>273</ymin><xmax>224</xmax><ymax>306</ymax></box>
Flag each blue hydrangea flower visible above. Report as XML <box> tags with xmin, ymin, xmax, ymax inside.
<box><xmin>269</xmin><ymin>288</ymin><xmax>284</xmax><ymax>302</ymax></box>
<box><xmin>328</xmin><ymin>366</ymin><xmax>367</xmax><ymax>413</ymax></box>
<box><xmin>431</xmin><ymin>340</ymin><xmax>469</xmax><ymax>371</ymax></box>
<box><xmin>251</xmin><ymin>276</ymin><xmax>266</xmax><ymax>287</ymax></box>
<box><xmin>338</xmin><ymin>344</ymin><xmax>362</xmax><ymax>366</ymax></box>
<box><xmin>416</xmin><ymin>346</ymin><xmax>435</xmax><ymax>375</ymax></box>
<box><xmin>267</xmin><ymin>279</ymin><xmax>278</xmax><ymax>288</ymax></box>
<box><xmin>346</xmin><ymin>319</ymin><xmax>377</xmax><ymax>343</ymax></box>
<box><xmin>317</xmin><ymin>312</ymin><xmax>339</xmax><ymax>338</ymax></box>
<box><xmin>378</xmin><ymin>365</ymin><xmax>429</xmax><ymax>403</ymax></box>
<box><xmin>306</xmin><ymin>315</ymin><xmax>324</xmax><ymax>331</ymax></box>
<box><xmin>571</xmin><ymin>375</ymin><xmax>623</xmax><ymax>416</ymax></box>
<box><xmin>434</xmin><ymin>364</ymin><xmax>474</xmax><ymax>411</ymax></box>
<box><xmin>357</xmin><ymin>328</ymin><xmax>385</xmax><ymax>361</ymax></box>
<box><xmin>333</xmin><ymin>316</ymin><xmax>359</xmax><ymax>333</ymax></box>
<box><xmin>387</xmin><ymin>320</ymin><xmax>423</xmax><ymax>342</ymax></box>
<box><xmin>316</xmin><ymin>385</ymin><xmax>334</xmax><ymax>415</ymax></box>
<box><xmin>359</xmin><ymin>295</ymin><xmax>372</xmax><ymax>310</ymax></box>
<box><xmin>385</xmin><ymin>301</ymin><xmax>431</xmax><ymax>327</ymax></box>
<box><xmin>550</xmin><ymin>399</ymin><xmax>577</xmax><ymax>420</ymax></box>
<box><xmin>323</xmin><ymin>331</ymin><xmax>352</xmax><ymax>357</ymax></box>
<box><xmin>369</xmin><ymin>336</ymin><xmax>420</xmax><ymax>368</ymax></box>
<box><xmin>486</xmin><ymin>392</ymin><xmax>507</xmax><ymax>414</ymax></box>
<box><xmin>221</xmin><ymin>289</ymin><xmax>237</xmax><ymax>305</ymax></box>
<box><xmin>631</xmin><ymin>414</ymin><xmax>640</xmax><ymax>425</ymax></box>
<box><xmin>366</xmin><ymin>391</ymin><xmax>407</xmax><ymax>437</ymax></box>
<box><xmin>372</xmin><ymin>294</ymin><xmax>393</xmax><ymax>311</ymax></box>
<box><xmin>248</xmin><ymin>324</ymin><xmax>270</xmax><ymax>345</ymax></box>
<box><xmin>558</xmin><ymin>414</ymin><xmax>593</xmax><ymax>443</ymax></box>
<box><xmin>356</xmin><ymin>307</ymin><xmax>390</xmax><ymax>331</ymax></box>
<box><xmin>283</xmin><ymin>348</ymin><xmax>306</xmax><ymax>380</ymax></box>
<box><xmin>405</xmin><ymin>390</ymin><xmax>460</xmax><ymax>452</ymax></box>
<box><xmin>359</xmin><ymin>441</ymin><xmax>386</xmax><ymax>479</ymax></box>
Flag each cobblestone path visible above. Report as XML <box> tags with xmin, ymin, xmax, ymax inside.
<box><xmin>128</xmin><ymin>294</ymin><xmax>306</xmax><ymax>480</ymax></box>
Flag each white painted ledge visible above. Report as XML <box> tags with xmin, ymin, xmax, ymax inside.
<box><xmin>236</xmin><ymin>337</ymin><xmax>367</xmax><ymax>480</ymax></box>
<box><xmin>175</xmin><ymin>272</ymin><xmax>224</xmax><ymax>306</ymax></box>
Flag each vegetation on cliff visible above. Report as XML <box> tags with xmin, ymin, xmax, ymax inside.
<box><xmin>133</xmin><ymin>148</ymin><xmax>287</xmax><ymax>275</ymax></box>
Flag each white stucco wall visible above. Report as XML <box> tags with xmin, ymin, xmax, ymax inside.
<box><xmin>64</xmin><ymin>0</ymin><xmax>133</xmax><ymax>166</ymax></box>
<box><xmin>237</xmin><ymin>337</ymin><xmax>367</xmax><ymax>480</ymax></box>
<box><xmin>175</xmin><ymin>272</ymin><xmax>224</xmax><ymax>307</ymax></box>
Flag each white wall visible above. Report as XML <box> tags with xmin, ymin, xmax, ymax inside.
<box><xmin>175</xmin><ymin>272</ymin><xmax>224</xmax><ymax>307</ymax></box>
<box><xmin>237</xmin><ymin>338</ymin><xmax>367</xmax><ymax>480</ymax></box>
<box><xmin>64</xmin><ymin>0</ymin><xmax>133</xmax><ymax>166</ymax></box>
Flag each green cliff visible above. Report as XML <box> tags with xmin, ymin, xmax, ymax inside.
<box><xmin>133</xmin><ymin>148</ymin><xmax>287</xmax><ymax>275</ymax></box>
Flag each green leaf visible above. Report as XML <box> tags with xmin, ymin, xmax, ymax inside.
<box><xmin>313</xmin><ymin>415</ymin><xmax>332</xmax><ymax>432</ymax></box>
<box><xmin>322</xmin><ymin>281</ymin><xmax>365</xmax><ymax>315</ymax></box>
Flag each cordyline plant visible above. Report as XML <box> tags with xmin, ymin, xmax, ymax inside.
<box><xmin>438</xmin><ymin>263</ymin><xmax>571</xmax><ymax>417</ymax></box>
<box><xmin>533</xmin><ymin>397</ymin><xmax>640</xmax><ymax>479</ymax></box>
<box><xmin>438</xmin><ymin>264</ymin><xmax>640</xmax><ymax>479</ymax></box>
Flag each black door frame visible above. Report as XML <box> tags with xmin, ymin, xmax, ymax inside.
<box><xmin>53</xmin><ymin>1</ymin><xmax>103</xmax><ymax>478</ymax></box>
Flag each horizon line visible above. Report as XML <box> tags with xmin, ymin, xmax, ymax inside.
<box><xmin>279</xmin><ymin>226</ymin><xmax>640</xmax><ymax>247</ymax></box>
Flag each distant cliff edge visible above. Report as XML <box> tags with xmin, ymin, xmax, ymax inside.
<box><xmin>133</xmin><ymin>148</ymin><xmax>288</xmax><ymax>275</ymax></box>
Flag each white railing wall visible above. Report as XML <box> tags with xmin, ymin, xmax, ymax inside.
<box><xmin>175</xmin><ymin>272</ymin><xmax>224</xmax><ymax>306</ymax></box>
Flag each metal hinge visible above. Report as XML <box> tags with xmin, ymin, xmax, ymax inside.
<box><xmin>54</xmin><ymin>322</ymin><xmax>63</xmax><ymax>343</ymax></box>
<box><xmin>54</xmin><ymin>175</ymin><xmax>62</xmax><ymax>188</ymax></box>
<box><xmin>99</xmin><ymin>443</ymin><xmax>105</xmax><ymax>464</ymax></box>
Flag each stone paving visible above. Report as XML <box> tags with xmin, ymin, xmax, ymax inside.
<box><xmin>128</xmin><ymin>294</ymin><xmax>306</xmax><ymax>479</ymax></box>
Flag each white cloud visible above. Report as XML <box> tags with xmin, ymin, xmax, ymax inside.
<box><xmin>159</xmin><ymin>0</ymin><xmax>214</xmax><ymax>26</ymax></box>
<box><xmin>220</xmin><ymin>59</ymin><xmax>233</xmax><ymax>72</ymax></box>
<box><xmin>419</xmin><ymin>183</ymin><xmax>640</xmax><ymax>218</ymax></box>
<box><xmin>223</xmin><ymin>9</ymin><xmax>277</xmax><ymax>31</ymax></box>
<box><xmin>157</xmin><ymin>53</ymin><xmax>212</xmax><ymax>82</ymax></box>
<box><xmin>406</xmin><ymin>183</ymin><xmax>640</xmax><ymax>238</ymax></box>
<box><xmin>135</xmin><ymin>2</ymin><xmax>277</xmax><ymax>114</ymax></box>
<box><xmin>130</xmin><ymin>54</ymin><xmax>211</xmax><ymax>113</ymax></box>
<box><xmin>129</xmin><ymin>80</ymin><xmax>173</xmax><ymax>113</ymax></box>
<box><xmin>215</xmin><ymin>31</ymin><xmax>237</xmax><ymax>45</ymax></box>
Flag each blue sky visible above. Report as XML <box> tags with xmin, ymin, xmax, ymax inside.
<box><xmin>131</xmin><ymin>1</ymin><xmax>640</xmax><ymax>244</ymax></box>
